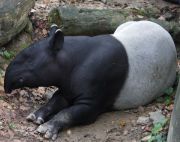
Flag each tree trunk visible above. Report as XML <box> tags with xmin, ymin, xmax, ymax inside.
<box><xmin>167</xmin><ymin>80</ymin><xmax>180</xmax><ymax>142</ymax></box>
<box><xmin>48</xmin><ymin>6</ymin><xmax>180</xmax><ymax>42</ymax></box>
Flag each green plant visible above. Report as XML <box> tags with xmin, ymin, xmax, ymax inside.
<box><xmin>0</xmin><ymin>50</ymin><xmax>15</xmax><ymax>60</ymax></box>
<box><xmin>147</xmin><ymin>119</ymin><xmax>169</xmax><ymax>142</ymax></box>
<box><xmin>20</xmin><ymin>43</ymin><xmax>29</xmax><ymax>49</ymax></box>
<box><xmin>156</xmin><ymin>87</ymin><xmax>175</xmax><ymax>105</ymax></box>
<box><xmin>8</xmin><ymin>122</ymin><xmax>16</xmax><ymax>130</ymax></box>
<box><xmin>0</xmin><ymin>96</ymin><xmax>5</xmax><ymax>100</ymax></box>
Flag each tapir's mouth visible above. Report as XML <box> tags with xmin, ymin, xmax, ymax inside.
<box><xmin>4</xmin><ymin>84</ymin><xmax>13</xmax><ymax>94</ymax></box>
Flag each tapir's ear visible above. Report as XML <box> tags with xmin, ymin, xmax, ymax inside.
<box><xmin>49</xmin><ymin>24</ymin><xmax>58</xmax><ymax>36</ymax></box>
<box><xmin>49</xmin><ymin>29</ymin><xmax>64</xmax><ymax>51</ymax></box>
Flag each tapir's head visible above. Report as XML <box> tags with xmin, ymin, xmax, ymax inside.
<box><xmin>4</xmin><ymin>24</ymin><xmax>64</xmax><ymax>93</ymax></box>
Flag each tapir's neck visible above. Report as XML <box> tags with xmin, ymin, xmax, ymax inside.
<box><xmin>53</xmin><ymin>36</ymin><xmax>97</xmax><ymax>88</ymax></box>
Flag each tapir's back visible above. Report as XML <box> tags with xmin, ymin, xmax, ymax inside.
<box><xmin>112</xmin><ymin>21</ymin><xmax>177</xmax><ymax>110</ymax></box>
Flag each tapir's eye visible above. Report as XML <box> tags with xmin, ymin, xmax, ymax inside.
<box><xmin>19</xmin><ymin>78</ymin><xmax>24</xmax><ymax>83</ymax></box>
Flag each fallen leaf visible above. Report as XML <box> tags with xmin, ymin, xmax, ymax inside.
<box><xmin>141</xmin><ymin>135</ymin><xmax>151</xmax><ymax>141</ymax></box>
<box><xmin>42</xmin><ymin>29</ymin><xmax>48</xmax><ymax>36</ymax></box>
<box><xmin>119</xmin><ymin>120</ymin><xmax>126</xmax><ymax>127</ymax></box>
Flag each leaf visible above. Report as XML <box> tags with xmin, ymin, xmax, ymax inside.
<box><xmin>2</xmin><ymin>50</ymin><xmax>15</xmax><ymax>60</ymax></box>
<box><xmin>164</xmin><ymin>87</ymin><xmax>174</xmax><ymax>95</ymax></box>
<box><xmin>148</xmin><ymin>135</ymin><xmax>156</xmax><ymax>142</ymax></box>
<box><xmin>8</xmin><ymin>122</ymin><xmax>16</xmax><ymax>130</ymax></box>
<box><xmin>152</xmin><ymin>123</ymin><xmax>163</xmax><ymax>134</ymax></box>
<box><xmin>164</xmin><ymin>95</ymin><xmax>172</xmax><ymax>105</ymax></box>
<box><xmin>3</xmin><ymin>51</ymin><xmax>11</xmax><ymax>59</ymax></box>
<box><xmin>0</xmin><ymin>96</ymin><xmax>5</xmax><ymax>100</ymax></box>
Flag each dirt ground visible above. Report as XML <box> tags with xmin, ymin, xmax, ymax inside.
<box><xmin>0</xmin><ymin>87</ymin><xmax>174</xmax><ymax>142</ymax></box>
<box><xmin>0</xmin><ymin>0</ymin><xmax>179</xmax><ymax>142</ymax></box>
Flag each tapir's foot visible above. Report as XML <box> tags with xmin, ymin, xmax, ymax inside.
<box><xmin>36</xmin><ymin>120</ymin><xmax>61</xmax><ymax>140</ymax></box>
<box><xmin>26</xmin><ymin>90</ymin><xmax>69</xmax><ymax>125</ymax></box>
<box><xmin>26</xmin><ymin>111</ymin><xmax>45</xmax><ymax>125</ymax></box>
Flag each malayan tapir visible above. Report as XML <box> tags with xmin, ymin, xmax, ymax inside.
<box><xmin>4</xmin><ymin>21</ymin><xmax>177</xmax><ymax>140</ymax></box>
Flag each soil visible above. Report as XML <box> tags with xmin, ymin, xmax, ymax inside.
<box><xmin>0</xmin><ymin>0</ymin><xmax>179</xmax><ymax>142</ymax></box>
<box><xmin>0</xmin><ymin>87</ymin><xmax>173</xmax><ymax>142</ymax></box>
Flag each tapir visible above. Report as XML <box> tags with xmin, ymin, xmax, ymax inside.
<box><xmin>4</xmin><ymin>21</ymin><xmax>177</xmax><ymax>140</ymax></box>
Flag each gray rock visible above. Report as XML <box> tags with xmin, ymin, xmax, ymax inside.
<box><xmin>149</xmin><ymin>110</ymin><xmax>166</xmax><ymax>124</ymax></box>
<box><xmin>0</xmin><ymin>0</ymin><xmax>35</xmax><ymax>46</ymax></box>
<box><xmin>137</xmin><ymin>116</ymin><xmax>150</xmax><ymax>125</ymax></box>
<box><xmin>101</xmin><ymin>0</ymin><xmax>107</xmax><ymax>3</ymax></box>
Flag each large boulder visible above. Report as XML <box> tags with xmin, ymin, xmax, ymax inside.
<box><xmin>0</xmin><ymin>0</ymin><xmax>35</xmax><ymax>47</ymax></box>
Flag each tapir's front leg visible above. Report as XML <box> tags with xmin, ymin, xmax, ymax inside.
<box><xmin>36</xmin><ymin>104</ymin><xmax>99</xmax><ymax>140</ymax></box>
<box><xmin>27</xmin><ymin>90</ymin><xmax>69</xmax><ymax>124</ymax></box>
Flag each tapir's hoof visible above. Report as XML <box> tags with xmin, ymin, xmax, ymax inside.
<box><xmin>35</xmin><ymin>117</ymin><xmax>44</xmax><ymax>125</ymax></box>
<box><xmin>26</xmin><ymin>113</ymin><xmax>36</xmax><ymax>121</ymax></box>
<box><xmin>36</xmin><ymin>122</ymin><xmax>59</xmax><ymax>140</ymax></box>
<box><xmin>26</xmin><ymin>113</ymin><xmax>44</xmax><ymax>125</ymax></box>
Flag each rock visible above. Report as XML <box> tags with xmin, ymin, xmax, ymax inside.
<box><xmin>67</xmin><ymin>129</ymin><xmax>72</xmax><ymax>136</ymax></box>
<box><xmin>49</xmin><ymin>6</ymin><xmax>180</xmax><ymax>42</ymax></box>
<box><xmin>101</xmin><ymin>0</ymin><xmax>107</xmax><ymax>3</ymax></box>
<box><xmin>20</xmin><ymin>105</ymin><xmax>30</xmax><ymax>111</ymax></box>
<box><xmin>138</xmin><ymin>106</ymin><xmax>145</xmax><ymax>113</ymax></box>
<box><xmin>123</xmin><ymin>130</ymin><xmax>128</xmax><ymax>135</ymax></box>
<box><xmin>24</xmin><ymin>20</ymin><xmax>34</xmax><ymax>34</ymax></box>
<box><xmin>137</xmin><ymin>116</ymin><xmax>150</xmax><ymax>125</ymax></box>
<box><xmin>149</xmin><ymin>110</ymin><xmax>166</xmax><ymax>124</ymax></box>
<box><xmin>0</xmin><ymin>121</ymin><xmax>4</xmax><ymax>130</ymax></box>
<box><xmin>131</xmin><ymin>120</ymin><xmax>136</xmax><ymax>126</ymax></box>
<box><xmin>0</xmin><ymin>0</ymin><xmax>35</xmax><ymax>46</ymax></box>
<box><xmin>19</xmin><ymin>90</ymin><xmax>28</xmax><ymax>97</ymax></box>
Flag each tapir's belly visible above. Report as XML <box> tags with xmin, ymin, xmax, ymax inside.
<box><xmin>112</xmin><ymin>21</ymin><xmax>177</xmax><ymax>110</ymax></box>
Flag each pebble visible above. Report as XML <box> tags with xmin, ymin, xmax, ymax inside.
<box><xmin>101</xmin><ymin>0</ymin><xmax>107</xmax><ymax>3</ymax></box>
<box><xmin>19</xmin><ymin>90</ymin><xmax>28</xmax><ymax>97</ymax></box>
<box><xmin>141</xmin><ymin>135</ymin><xmax>151</xmax><ymax>141</ymax></box>
<box><xmin>137</xmin><ymin>116</ymin><xmax>150</xmax><ymax>125</ymax></box>
<box><xmin>149</xmin><ymin>110</ymin><xmax>165</xmax><ymax>124</ymax></box>
<box><xmin>138</xmin><ymin>106</ymin><xmax>145</xmax><ymax>113</ymax></box>
<box><xmin>131</xmin><ymin>120</ymin><xmax>136</xmax><ymax>127</ymax></box>
<box><xmin>67</xmin><ymin>129</ymin><xmax>72</xmax><ymax>136</ymax></box>
<box><xmin>123</xmin><ymin>130</ymin><xmax>128</xmax><ymax>135</ymax></box>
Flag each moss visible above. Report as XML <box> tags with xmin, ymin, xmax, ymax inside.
<box><xmin>24</xmin><ymin>20</ymin><xmax>33</xmax><ymax>34</ymax></box>
<box><xmin>0</xmin><ymin>0</ymin><xmax>35</xmax><ymax>46</ymax></box>
<box><xmin>19</xmin><ymin>42</ymin><xmax>30</xmax><ymax>49</ymax></box>
<box><xmin>48</xmin><ymin>6</ymin><xmax>180</xmax><ymax>42</ymax></box>
<box><xmin>130</xmin><ymin>7</ymin><xmax>160</xmax><ymax>18</ymax></box>
<box><xmin>48</xmin><ymin>8</ymin><xmax>61</xmax><ymax>27</ymax></box>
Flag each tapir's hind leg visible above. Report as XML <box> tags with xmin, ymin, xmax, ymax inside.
<box><xmin>26</xmin><ymin>90</ymin><xmax>69</xmax><ymax>124</ymax></box>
